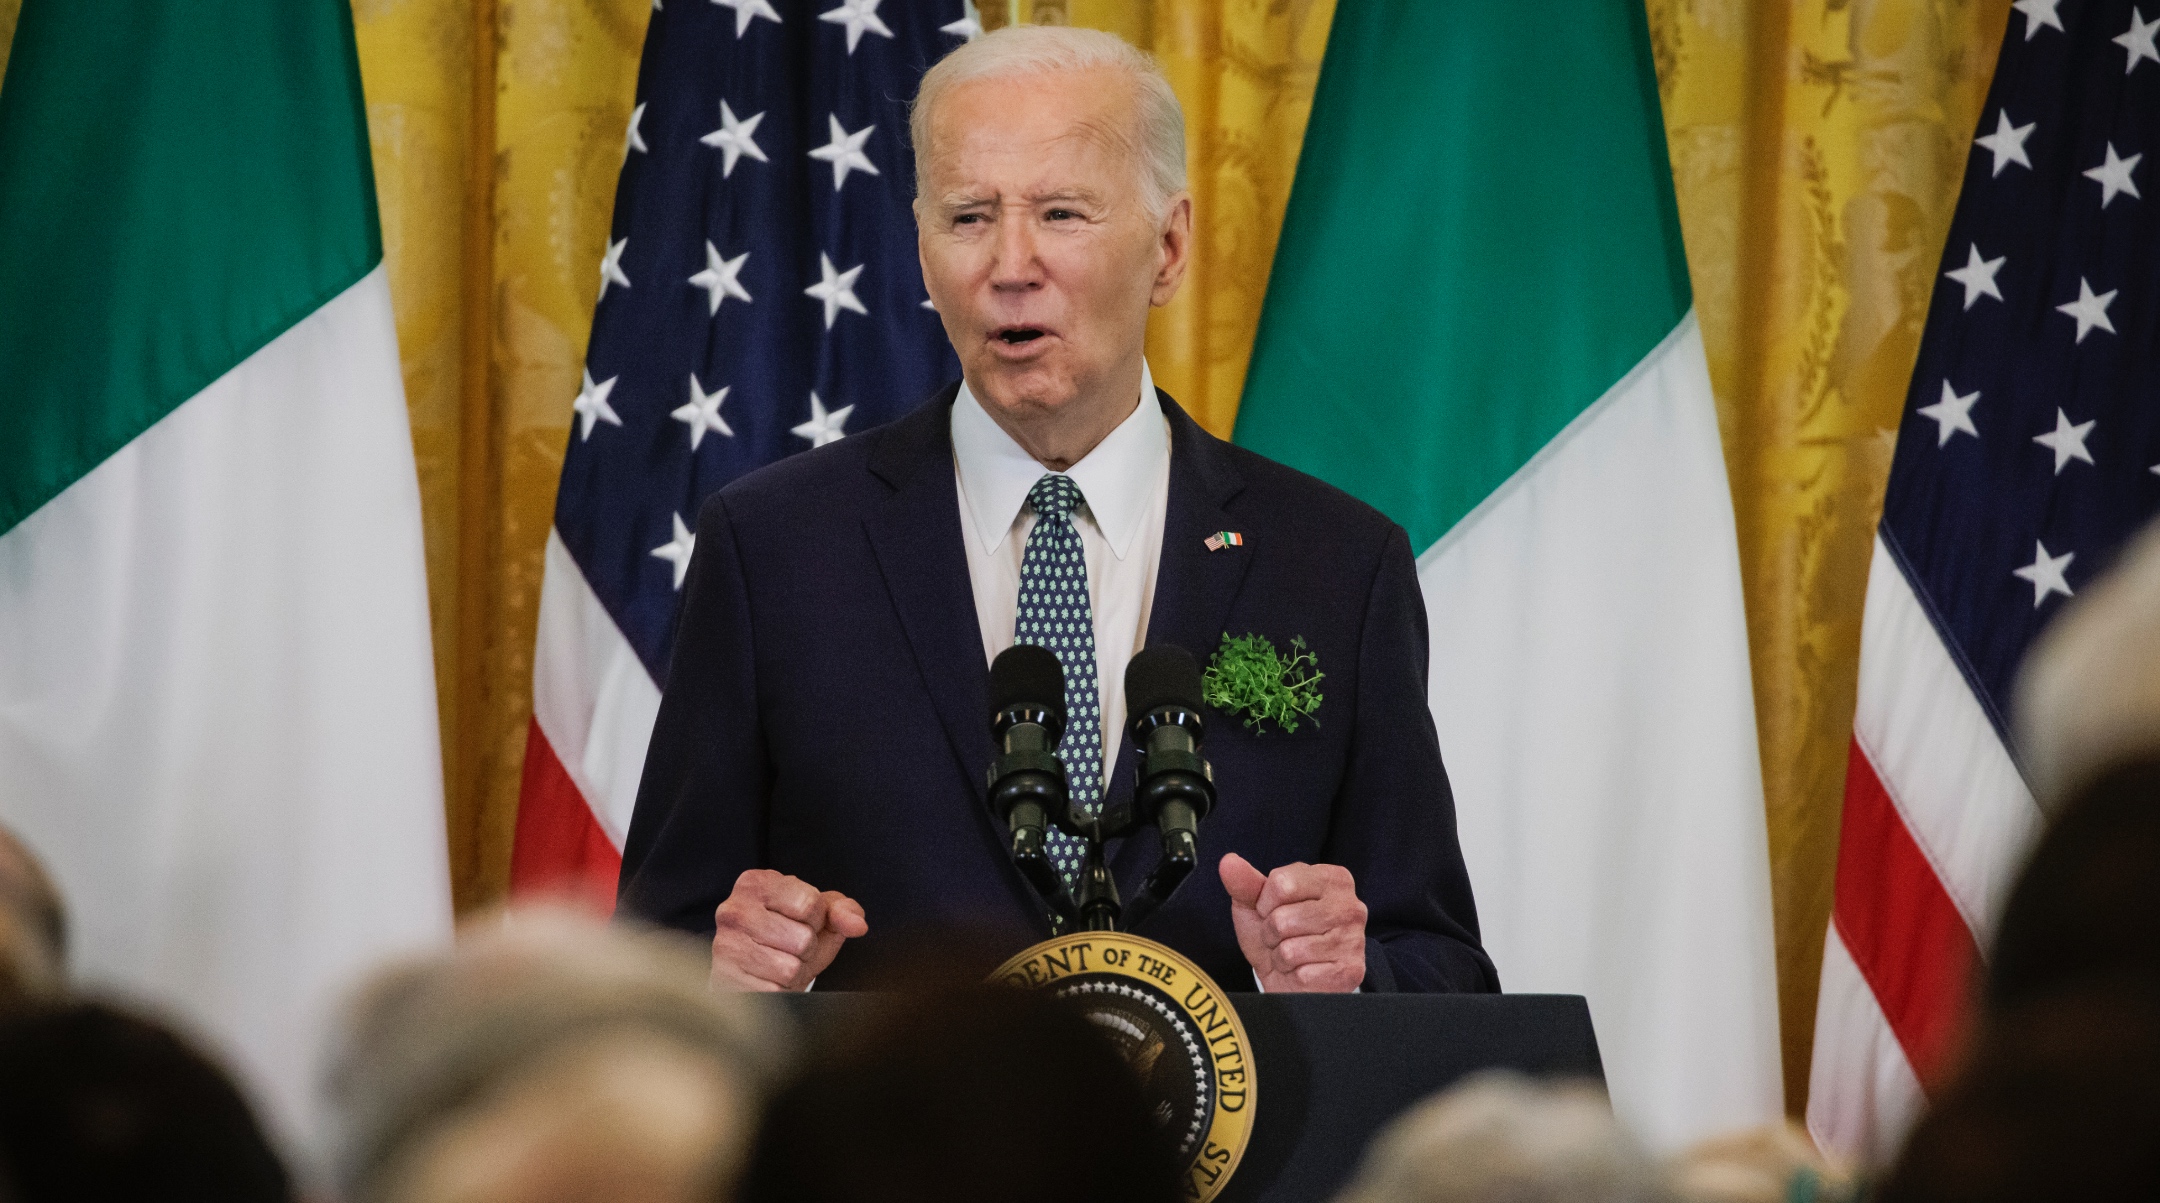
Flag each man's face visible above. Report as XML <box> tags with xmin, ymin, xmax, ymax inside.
<box><xmin>917</xmin><ymin>69</ymin><xmax>1188</xmax><ymax>431</ymax></box>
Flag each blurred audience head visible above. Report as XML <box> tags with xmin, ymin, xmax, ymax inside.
<box><xmin>1332</xmin><ymin>1072</ymin><xmax>1662</xmax><ymax>1203</ymax></box>
<box><xmin>737</xmin><ymin>982</ymin><xmax>1180</xmax><ymax>1203</ymax></box>
<box><xmin>0</xmin><ymin>999</ymin><xmax>290</xmax><ymax>1203</ymax></box>
<box><xmin>1664</xmin><ymin>1121</ymin><xmax>1855</xmax><ymax>1203</ymax></box>
<box><xmin>2014</xmin><ymin>514</ymin><xmax>2160</xmax><ymax>810</ymax></box>
<box><xmin>0</xmin><ymin>824</ymin><xmax>65</xmax><ymax>1005</ymax></box>
<box><xmin>324</xmin><ymin>905</ymin><xmax>783</xmax><ymax>1203</ymax></box>
<box><xmin>1875</xmin><ymin>984</ymin><xmax>2160</xmax><ymax>1202</ymax></box>
<box><xmin>1986</xmin><ymin>755</ymin><xmax>2160</xmax><ymax>1010</ymax></box>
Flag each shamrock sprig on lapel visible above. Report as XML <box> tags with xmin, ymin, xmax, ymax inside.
<box><xmin>1203</xmin><ymin>633</ymin><xmax>1324</xmax><ymax>733</ymax></box>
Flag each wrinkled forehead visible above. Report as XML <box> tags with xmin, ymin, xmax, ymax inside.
<box><xmin>922</xmin><ymin>68</ymin><xmax>1146</xmax><ymax>198</ymax></box>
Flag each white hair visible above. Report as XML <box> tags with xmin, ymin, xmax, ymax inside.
<box><xmin>1333</xmin><ymin>1073</ymin><xmax>1664</xmax><ymax>1203</ymax></box>
<box><xmin>911</xmin><ymin>24</ymin><xmax>1187</xmax><ymax>219</ymax></box>
<box><xmin>323</xmin><ymin>906</ymin><xmax>787</xmax><ymax>1203</ymax></box>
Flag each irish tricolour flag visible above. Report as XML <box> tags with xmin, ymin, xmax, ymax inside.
<box><xmin>0</xmin><ymin>0</ymin><xmax>450</xmax><ymax>1142</ymax></box>
<box><xmin>1238</xmin><ymin>2</ymin><xmax>1782</xmax><ymax>1147</ymax></box>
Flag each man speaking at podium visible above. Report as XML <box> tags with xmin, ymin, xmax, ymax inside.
<box><xmin>619</xmin><ymin>26</ymin><xmax>1494</xmax><ymax>996</ymax></box>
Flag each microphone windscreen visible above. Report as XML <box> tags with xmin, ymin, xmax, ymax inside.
<box><xmin>991</xmin><ymin>643</ymin><xmax>1067</xmax><ymax>721</ymax></box>
<box><xmin>1125</xmin><ymin>644</ymin><xmax>1203</xmax><ymax>719</ymax></box>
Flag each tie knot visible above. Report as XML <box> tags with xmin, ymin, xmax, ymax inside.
<box><xmin>1027</xmin><ymin>473</ymin><xmax>1084</xmax><ymax>519</ymax></box>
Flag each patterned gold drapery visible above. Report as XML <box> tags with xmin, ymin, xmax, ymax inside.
<box><xmin>1647</xmin><ymin>0</ymin><xmax>2011</xmax><ymax>1112</ymax></box>
<box><xmin>353</xmin><ymin>0</ymin><xmax>650</xmax><ymax>912</ymax></box>
<box><xmin>0</xmin><ymin>0</ymin><xmax>2016</xmax><ymax>1115</ymax></box>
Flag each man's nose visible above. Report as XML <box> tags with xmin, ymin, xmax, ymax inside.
<box><xmin>988</xmin><ymin>214</ymin><xmax>1043</xmax><ymax>291</ymax></box>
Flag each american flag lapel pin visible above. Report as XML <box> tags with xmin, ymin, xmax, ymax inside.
<box><xmin>1204</xmin><ymin>531</ymin><xmax>1245</xmax><ymax>552</ymax></box>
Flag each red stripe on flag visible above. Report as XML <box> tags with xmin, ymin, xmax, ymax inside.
<box><xmin>510</xmin><ymin>718</ymin><xmax>622</xmax><ymax>914</ymax></box>
<box><xmin>1832</xmin><ymin>737</ymin><xmax>1980</xmax><ymax>1087</ymax></box>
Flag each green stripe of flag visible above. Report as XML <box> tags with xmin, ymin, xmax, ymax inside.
<box><xmin>1235</xmin><ymin>0</ymin><xmax>1693</xmax><ymax>552</ymax></box>
<box><xmin>0</xmin><ymin>0</ymin><xmax>382</xmax><ymax>536</ymax></box>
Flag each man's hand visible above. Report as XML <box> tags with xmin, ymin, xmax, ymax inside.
<box><xmin>1219</xmin><ymin>853</ymin><xmax>1367</xmax><ymax>993</ymax></box>
<box><xmin>709</xmin><ymin>869</ymin><xmax>868</xmax><ymax>992</ymax></box>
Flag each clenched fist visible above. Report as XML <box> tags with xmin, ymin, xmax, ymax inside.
<box><xmin>1219</xmin><ymin>853</ymin><xmax>1367</xmax><ymax>993</ymax></box>
<box><xmin>709</xmin><ymin>869</ymin><xmax>868</xmax><ymax>992</ymax></box>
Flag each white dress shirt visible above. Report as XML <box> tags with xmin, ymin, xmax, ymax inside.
<box><xmin>952</xmin><ymin>361</ymin><xmax>1172</xmax><ymax>785</ymax></box>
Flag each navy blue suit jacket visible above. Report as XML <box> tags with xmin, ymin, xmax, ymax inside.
<box><xmin>618</xmin><ymin>386</ymin><xmax>1497</xmax><ymax>994</ymax></box>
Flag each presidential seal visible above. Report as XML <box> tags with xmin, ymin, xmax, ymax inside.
<box><xmin>992</xmin><ymin>932</ymin><xmax>1255</xmax><ymax>1201</ymax></box>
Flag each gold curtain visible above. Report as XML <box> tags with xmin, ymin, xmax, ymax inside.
<box><xmin>1647</xmin><ymin>0</ymin><xmax>2010</xmax><ymax>1113</ymax></box>
<box><xmin>353</xmin><ymin>0</ymin><xmax>650</xmax><ymax>912</ymax></box>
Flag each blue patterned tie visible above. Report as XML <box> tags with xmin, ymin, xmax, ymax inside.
<box><xmin>1015</xmin><ymin>474</ymin><xmax>1101</xmax><ymax>887</ymax></box>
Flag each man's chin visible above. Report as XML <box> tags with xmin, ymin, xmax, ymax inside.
<box><xmin>966</xmin><ymin>365</ymin><xmax>1077</xmax><ymax>419</ymax></box>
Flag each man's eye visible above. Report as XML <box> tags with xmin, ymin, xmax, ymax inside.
<box><xmin>953</xmin><ymin>213</ymin><xmax>984</xmax><ymax>225</ymax></box>
<box><xmin>1045</xmin><ymin>208</ymin><xmax>1077</xmax><ymax>221</ymax></box>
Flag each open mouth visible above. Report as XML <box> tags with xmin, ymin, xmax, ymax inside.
<box><xmin>995</xmin><ymin>327</ymin><xmax>1047</xmax><ymax>345</ymax></box>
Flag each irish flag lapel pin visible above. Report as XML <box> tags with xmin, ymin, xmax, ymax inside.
<box><xmin>1204</xmin><ymin>531</ymin><xmax>1245</xmax><ymax>552</ymax></box>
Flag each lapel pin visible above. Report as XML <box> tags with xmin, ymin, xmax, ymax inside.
<box><xmin>1204</xmin><ymin>531</ymin><xmax>1245</xmax><ymax>552</ymax></box>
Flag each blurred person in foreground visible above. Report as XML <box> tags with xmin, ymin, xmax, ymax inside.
<box><xmin>738</xmin><ymin>983</ymin><xmax>1179</xmax><ymax>1203</ymax></box>
<box><xmin>1874</xmin><ymin>984</ymin><xmax>2160</xmax><ymax>1203</ymax></box>
<box><xmin>0</xmin><ymin>999</ymin><xmax>290</xmax><ymax>1203</ymax></box>
<box><xmin>1331</xmin><ymin>1072</ymin><xmax>1663</xmax><ymax>1203</ymax></box>
<box><xmin>1664</xmin><ymin>1121</ymin><xmax>1856</xmax><ymax>1203</ymax></box>
<box><xmin>323</xmin><ymin>906</ymin><xmax>783</xmax><ymax>1203</ymax></box>
<box><xmin>0</xmin><ymin>824</ymin><xmax>65</xmax><ymax>1004</ymax></box>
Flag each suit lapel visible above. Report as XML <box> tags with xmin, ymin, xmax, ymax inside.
<box><xmin>862</xmin><ymin>387</ymin><xmax>998</xmax><ymax>811</ymax></box>
<box><xmin>1110</xmin><ymin>391</ymin><xmax>1250</xmax><ymax>890</ymax></box>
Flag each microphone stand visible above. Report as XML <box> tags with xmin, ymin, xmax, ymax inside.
<box><xmin>993</xmin><ymin>645</ymin><xmax>1214</xmax><ymax>936</ymax></box>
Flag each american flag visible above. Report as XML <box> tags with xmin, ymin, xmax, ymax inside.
<box><xmin>1808</xmin><ymin>0</ymin><xmax>2158</xmax><ymax>1161</ymax></box>
<box><xmin>511</xmin><ymin>0</ymin><xmax>974</xmax><ymax>902</ymax></box>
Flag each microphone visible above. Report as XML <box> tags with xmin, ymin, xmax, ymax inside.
<box><xmin>1124</xmin><ymin>645</ymin><xmax>1216</xmax><ymax>876</ymax></box>
<box><xmin>987</xmin><ymin>644</ymin><xmax>1071</xmax><ymax>883</ymax></box>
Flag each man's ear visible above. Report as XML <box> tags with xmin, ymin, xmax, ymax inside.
<box><xmin>1150</xmin><ymin>191</ymin><xmax>1194</xmax><ymax>308</ymax></box>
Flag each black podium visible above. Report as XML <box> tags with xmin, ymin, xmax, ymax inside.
<box><xmin>779</xmin><ymin>993</ymin><xmax>1602</xmax><ymax>1203</ymax></box>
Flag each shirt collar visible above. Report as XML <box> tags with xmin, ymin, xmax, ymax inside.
<box><xmin>951</xmin><ymin>360</ymin><xmax>1168</xmax><ymax>561</ymax></box>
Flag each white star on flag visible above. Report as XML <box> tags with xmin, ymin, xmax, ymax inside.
<box><xmin>689</xmin><ymin>242</ymin><xmax>752</xmax><ymax>315</ymax></box>
<box><xmin>624</xmin><ymin>103</ymin><xmax>647</xmax><ymax>162</ymax></box>
<box><xmin>1942</xmin><ymin>243</ymin><xmax>2005</xmax><ymax>309</ymax></box>
<box><xmin>792</xmin><ymin>391</ymin><xmax>854</xmax><ymax>447</ymax></box>
<box><xmin>1974</xmin><ymin>110</ymin><xmax>2036</xmax><ymax>176</ymax></box>
<box><xmin>713</xmin><ymin>0</ymin><xmax>781</xmax><ymax>38</ymax></box>
<box><xmin>672</xmin><ymin>375</ymin><xmax>734</xmax><ymax>450</ymax></box>
<box><xmin>2012</xmin><ymin>0</ymin><xmax>2064</xmax><ymax>39</ymax></box>
<box><xmin>1918</xmin><ymin>380</ymin><xmax>1980</xmax><ymax>446</ymax></box>
<box><xmin>941</xmin><ymin>12</ymin><xmax>982</xmax><ymax>39</ymax></box>
<box><xmin>2083</xmin><ymin>143</ymin><xmax>2142</xmax><ymax>207</ymax></box>
<box><xmin>2056</xmin><ymin>276</ymin><xmax>2118</xmax><ymax>342</ymax></box>
<box><xmin>2118</xmin><ymin>7</ymin><xmax>2160</xmax><ymax>73</ymax></box>
<box><xmin>597</xmin><ymin>237</ymin><xmax>631</xmax><ymax>302</ymax></box>
<box><xmin>2012</xmin><ymin>540</ymin><xmax>2075</xmax><ymax>607</ymax></box>
<box><xmin>572</xmin><ymin>369</ymin><xmax>622</xmax><ymax>440</ymax></box>
<box><xmin>804</xmin><ymin>252</ymin><xmax>868</xmax><ymax>327</ymax></box>
<box><xmin>2032</xmin><ymin>407</ymin><xmax>2096</xmax><ymax>473</ymax></box>
<box><xmin>808</xmin><ymin>115</ymin><xmax>879</xmax><ymax>191</ymax></box>
<box><xmin>699</xmin><ymin>100</ymin><xmax>768</xmax><ymax>176</ymax></box>
<box><xmin>819</xmin><ymin>0</ymin><xmax>894</xmax><ymax>53</ymax></box>
<box><xmin>651</xmin><ymin>512</ymin><xmax>697</xmax><ymax>590</ymax></box>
